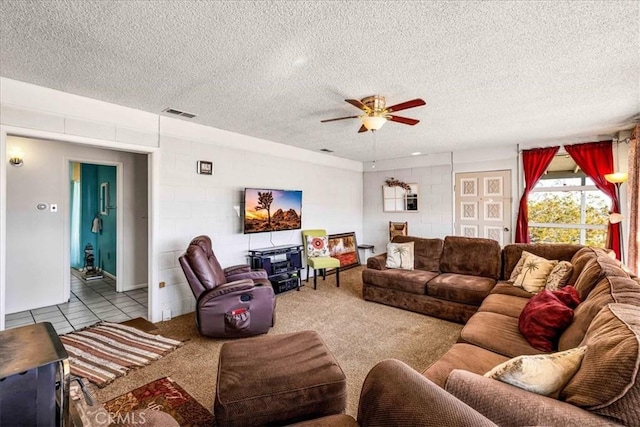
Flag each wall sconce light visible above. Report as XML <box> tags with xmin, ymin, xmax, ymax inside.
<box><xmin>8</xmin><ymin>148</ymin><xmax>23</xmax><ymax>167</ymax></box>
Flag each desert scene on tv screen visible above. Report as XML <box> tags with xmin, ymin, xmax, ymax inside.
<box><xmin>244</xmin><ymin>189</ymin><xmax>302</xmax><ymax>233</ymax></box>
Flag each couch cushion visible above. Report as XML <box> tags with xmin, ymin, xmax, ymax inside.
<box><xmin>573</xmin><ymin>256</ymin><xmax>629</xmax><ymax>301</ymax></box>
<box><xmin>518</xmin><ymin>288</ymin><xmax>579</xmax><ymax>352</ymax></box>
<box><xmin>561</xmin><ymin>304</ymin><xmax>640</xmax><ymax>425</ymax></box>
<box><xmin>391</xmin><ymin>236</ymin><xmax>444</xmax><ymax>272</ymax></box>
<box><xmin>559</xmin><ymin>276</ymin><xmax>640</xmax><ymax>351</ymax></box>
<box><xmin>460</xmin><ymin>311</ymin><xmax>546</xmax><ymax>358</ymax></box>
<box><xmin>490</xmin><ymin>281</ymin><xmax>535</xmax><ymax>299</ymax></box>
<box><xmin>478</xmin><ymin>293</ymin><xmax>530</xmax><ymax>318</ymax></box>
<box><xmin>502</xmin><ymin>243</ymin><xmax>584</xmax><ymax>281</ymax></box>
<box><xmin>361</xmin><ymin>268</ymin><xmax>438</xmax><ymax>295</ymax></box>
<box><xmin>484</xmin><ymin>346</ymin><xmax>586</xmax><ymax>398</ymax></box>
<box><xmin>423</xmin><ymin>343</ymin><xmax>509</xmax><ymax>388</ymax></box>
<box><xmin>439</xmin><ymin>236</ymin><xmax>501</xmax><ymax>279</ymax></box>
<box><xmin>568</xmin><ymin>246</ymin><xmax>613</xmax><ymax>285</ymax></box>
<box><xmin>426</xmin><ymin>273</ymin><xmax>496</xmax><ymax>306</ymax></box>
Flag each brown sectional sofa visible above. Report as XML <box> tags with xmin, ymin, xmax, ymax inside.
<box><xmin>362</xmin><ymin>235</ymin><xmax>502</xmax><ymax>323</ymax></box>
<box><xmin>360</xmin><ymin>239</ymin><xmax>640</xmax><ymax>425</ymax></box>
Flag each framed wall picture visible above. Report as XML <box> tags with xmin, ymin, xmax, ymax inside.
<box><xmin>328</xmin><ymin>232</ymin><xmax>360</xmax><ymax>271</ymax></box>
<box><xmin>197</xmin><ymin>160</ymin><xmax>213</xmax><ymax>175</ymax></box>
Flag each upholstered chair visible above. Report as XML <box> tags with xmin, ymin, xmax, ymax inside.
<box><xmin>178</xmin><ymin>235</ymin><xmax>276</xmax><ymax>338</ymax></box>
<box><xmin>301</xmin><ymin>229</ymin><xmax>340</xmax><ymax>289</ymax></box>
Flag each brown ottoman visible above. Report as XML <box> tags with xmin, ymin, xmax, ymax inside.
<box><xmin>214</xmin><ymin>330</ymin><xmax>347</xmax><ymax>426</ymax></box>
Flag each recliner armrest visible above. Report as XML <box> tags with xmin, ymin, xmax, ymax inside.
<box><xmin>198</xmin><ymin>279</ymin><xmax>255</xmax><ymax>306</ymax></box>
<box><xmin>224</xmin><ymin>264</ymin><xmax>252</xmax><ymax>275</ymax></box>
<box><xmin>366</xmin><ymin>254</ymin><xmax>388</xmax><ymax>270</ymax></box>
<box><xmin>445</xmin><ymin>370</ymin><xmax>623</xmax><ymax>426</ymax></box>
<box><xmin>357</xmin><ymin>359</ymin><xmax>496</xmax><ymax>427</ymax></box>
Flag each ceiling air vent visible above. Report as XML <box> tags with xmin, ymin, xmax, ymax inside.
<box><xmin>320</xmin><ymin>148</ymin><xmax>334</xmax><ymax>153</ymax></box>
<box><xmin>162</xmin><ymin>108</ymin><xmax>197</xmax><ymax>119</ymax></box>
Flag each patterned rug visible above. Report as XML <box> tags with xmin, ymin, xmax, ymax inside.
<box><xmin>60</xmin><ymin>322</ymin><xmax>182</xmax><ymax>387</ymax></box>
<box><xmin>103</xmin><ymin>377</ymin><xmax>214</xmax><ymax>426</ymax></box>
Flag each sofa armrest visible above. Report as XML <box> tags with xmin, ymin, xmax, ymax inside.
<box><xmin>445</xmin><ymin>370</ymin><xmax>623</xmax><ymax>426</ymax></box>
<box><xmin>357</xmin><ymin>359</ymin><xmax>496</xmax><ymax>427</ymax></box>
<box><xmin>198</xmin><ymin>279</ymin><xmax>255</xmax><ymax>306</ymax></box>
<box><xmin>366</xmin><ymin>254</ymin><xmax>388</xmax><ymax>270</ymax></box>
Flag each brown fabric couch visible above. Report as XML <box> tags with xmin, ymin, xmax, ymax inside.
<box><xmin>422</xmin><ymin>245</ymin><xmax>640</xmax><ymax>426</ymax></box>
<box><xmin>360</xmin><ymin>240</ymin><xmax>640</xmax><ymax>425</ymax></box>
<box><xmin>362</xmin><ymin>236</ymin><xmax>502</xmax><ymax>323</ymax></box>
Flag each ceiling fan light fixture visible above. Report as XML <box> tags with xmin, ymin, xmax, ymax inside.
<box><xmin>362</xmin><ymin>115</ymin><xmax>387</xmax><ymax>131</ymax></box>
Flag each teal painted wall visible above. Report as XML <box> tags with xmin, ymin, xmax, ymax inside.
<box><xmin>80</xmin><ymin>164</ymin><xmax>98</xmax><ymax>268</ymax></box>
<box><xmin>96</xmin><ymin>165</ymin><xmax>116</xmax><ymax>274</ymax></box>
<box><xmin>77</xmin><ymin>163</ymin><xmax>116</xmax><ymax>275</ymax></box>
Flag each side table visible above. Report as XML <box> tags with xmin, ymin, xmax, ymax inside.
<box><xmin>357</xmin><ymin>244</ymin><xmax>375</xmax><ymax>265</ymax></box>
<box><xmin>0</xmin><ymin>322</ymin><xmax>70</xmax><ymax>426</ymax></box>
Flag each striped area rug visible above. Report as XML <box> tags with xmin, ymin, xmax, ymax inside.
<box><xmin>60</xmin><ymin>322</ymin><xmax>183</xmax><ymax>387</ymax></box>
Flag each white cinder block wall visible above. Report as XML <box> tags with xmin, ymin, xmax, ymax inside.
<box><xmin>0</xmin><ymin>78</ymin><xmax>363</xmax><ymax>326</ymax></box>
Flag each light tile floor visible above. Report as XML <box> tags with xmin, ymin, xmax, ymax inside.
<box><xmin>4</xmin><ymin>269</ymin><xmax>148</xmax><ymax>335</ymax></box>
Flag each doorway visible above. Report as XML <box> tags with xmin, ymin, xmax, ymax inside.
<box><xmin>454</xmin><ymin>170</ymin><xmax>512</xmax><ymax>246</ymax></box>
<box><xmin>70</xmin><ymin>162</ymin><xmax>118</xmax><ymax>285</ymax></box>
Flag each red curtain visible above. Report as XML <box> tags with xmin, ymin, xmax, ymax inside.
<box><xmin>564</xmin><ymin>141</ymin><xmax>620</xmax><ymax>259</ymax></box>
<box><xmin>515</xmin><ymin>146</ymin><xmax>560</xmax><ymax>243</ymax></box>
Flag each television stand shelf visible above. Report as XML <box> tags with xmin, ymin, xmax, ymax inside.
<box><xmin>248</xmin><ymin>244</ymin><xmax>303</xmax><ymax>294</ymax></box>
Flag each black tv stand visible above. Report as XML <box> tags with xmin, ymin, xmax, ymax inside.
<box><xmin>248</xmin><ymin>244</ymin><xmax>303</xmax><ymax>294</ymax></box>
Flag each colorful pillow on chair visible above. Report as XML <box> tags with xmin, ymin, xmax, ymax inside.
<box><xmin>306</xmin><ymin>235</ymin><xmax>330</xmax><ymax>257</ymax></box>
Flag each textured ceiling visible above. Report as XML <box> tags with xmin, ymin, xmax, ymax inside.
<box><xmin>1</xmin><ymin>1</ymin><xmax>638</xmax><ymax>162</ymax></box>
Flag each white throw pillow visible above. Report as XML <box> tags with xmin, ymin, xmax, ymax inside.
<box><xmin>485</xmin><ymin>346</ymin><xmax>586</xmax><ymax>397</ymax></box>
<box><xmin>385</xmin><ymin>242</ymin><xmax>415</xmax><ymax>270</ymax></box>
<box><xmin>306</xmin><ymin>235</ymin><xmax>330</xmax><ymax>257</ymax></box>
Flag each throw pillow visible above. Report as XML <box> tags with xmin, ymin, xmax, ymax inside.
<box><xmin>513</xmin><ymin>253</ymin><xmax>558</xmax><ymax>294</ymax></box>
<box><xmin>518</xmin><ymin>290</ymin><xmax>575</xmax><ymax>351</ymax></box>
<box><xmin>509</xmin><ymin>251</ymin><xmax>534</xmax><ymax>282</ymax></box>
<box><xmin>485</xmin><ymin>346</ymin><xmax>586</xmax><ymax>397</ymax></box>
<box><xmin>545</xmin><ymin>261</ymin><xmax>573</xmax><ymax>291</ymax></box>
<box><xmin>385</xmin><ymin>242</ymin><xmax>415</xmax><ymax>270</ymax></box>
<box><xmin>306</xmin><ymin>235</ymin><xmax>329</xmax><ymax>258</ymax></box>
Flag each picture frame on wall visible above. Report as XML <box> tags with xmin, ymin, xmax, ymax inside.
<box><xmin>197</xmin><ymin>160</ymin><xmax>213</xmax><ymax>175</ymax></box>
<box><xmin>327</xmin><ymin>232</ymin><xmax>360</xmax><ymax>271</ymax></box>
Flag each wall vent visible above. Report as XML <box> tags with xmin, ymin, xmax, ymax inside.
<box><xmin>320</xmin><ymin>148</ymin><xmax>334</xmax><ymax>153</ymax></box>
<box><xmin>162</xmin><ymin>108</ymin><xmax>197</xmax><ymax>119</ymax></box>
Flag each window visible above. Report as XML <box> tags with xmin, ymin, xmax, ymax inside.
<box><xmin>528</xmin><ymin>157</ymin><xmax>610</xmax><ymax>246</ymax></box>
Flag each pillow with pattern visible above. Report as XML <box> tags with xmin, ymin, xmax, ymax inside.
<box><xmin>306</xmin><ymin>235</ymin><xmax>330</xmax><ymax>257</ymax></box>
<box><xmin>385</xmin><ymin>242</ymin><xmax>415</xmax><ymax>270</ymax></box>
<box><xmin>513</xmin><ymin>253</ymin><xmax>558</xmax><ymax>294</ymax></box>
<box><xmin>545</xmin><ymin>261</ymin><xmax>573</xmax><ymax>291</ymax></box>
<box><xmin>485</xmin><ymin>346</ymin><xmax>586</xmax><ymax>397</ymax></box>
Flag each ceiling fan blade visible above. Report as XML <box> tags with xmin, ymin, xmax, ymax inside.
<box><xmin>386</xmin><ymin>98</ymin><xmax>426</xmax><ymax>113</ymax></box>
<box><xmin>388</xmin><ymin>115</ymin><xmax>420</xmax><ymax>126</ymax></box>
<box><xmin>320</xmin><ymin>115</ymin><xmax>360</xmax><ymax>123</ymax></box>
<box><xmin>346</xmin><ymin>99</ymin><xmax>370</xmax><ymax>111</ymax></box>
<box><xmin>358</xmin><ymin>124</ymin><xmax>368</xmax><ymax>133</ymax></box>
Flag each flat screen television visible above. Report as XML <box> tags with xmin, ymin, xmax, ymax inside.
<box><xmin>243</xmin><ymin>188</ymin><xmax>302</xmax><ymax>234</ymax></box>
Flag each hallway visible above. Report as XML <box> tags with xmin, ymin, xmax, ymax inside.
<box><xmin>4</xmin><ymin>269</ymin><xmax>148</xmax><ymax>335</ymax></box>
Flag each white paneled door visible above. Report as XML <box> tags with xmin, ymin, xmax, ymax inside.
<box><xmin>455</xmin><ymin>170</ymin><xmax>512</xmax><ymax>245</ymax></box>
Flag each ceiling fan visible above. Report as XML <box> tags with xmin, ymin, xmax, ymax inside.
<box><xmin>321</xmin><ymin>95</ymin><xmax>426</xmax><ymax>133</ymax></box>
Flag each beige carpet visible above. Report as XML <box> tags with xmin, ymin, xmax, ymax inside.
<box><xmin>92</xmin><ymin>266</ymin><xmax>463</xmax><ymax>418</ymax></box>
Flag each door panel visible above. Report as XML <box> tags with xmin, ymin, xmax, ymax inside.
<box><xmin>455</xmin><ymin>170</ymin><xmax>512</xmax><ymax>245</ymax></box>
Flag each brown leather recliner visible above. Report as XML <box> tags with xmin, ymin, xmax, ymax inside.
<box><xmin>178</xmin><ymin>235</ymin><xmax>276</xmax><ymax>338</ymax></box>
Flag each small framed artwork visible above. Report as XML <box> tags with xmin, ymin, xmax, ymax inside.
<box><xmin>197</xmin><ymin>160</ymin><xmax>213</xmax><ymax>175</ymax></box>
<box><xmin>328</xmin><ymin>232</ymin><xmax>360</xmax><ymax>271</ymax></box>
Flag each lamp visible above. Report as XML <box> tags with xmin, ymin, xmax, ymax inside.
<box><xmin>605</xmin><ymin>170</ymin><xmax>627</xmax><ymax>264</ymax></box>
<box><xmin>361</xmin><ymin>115</ymin><xmax>387</xmax><ymax>131</ymax></box>
<box><xmin>8</xmin><ymin>148</ymin><xmax>23</xmax><ymax>167</ymax></box>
